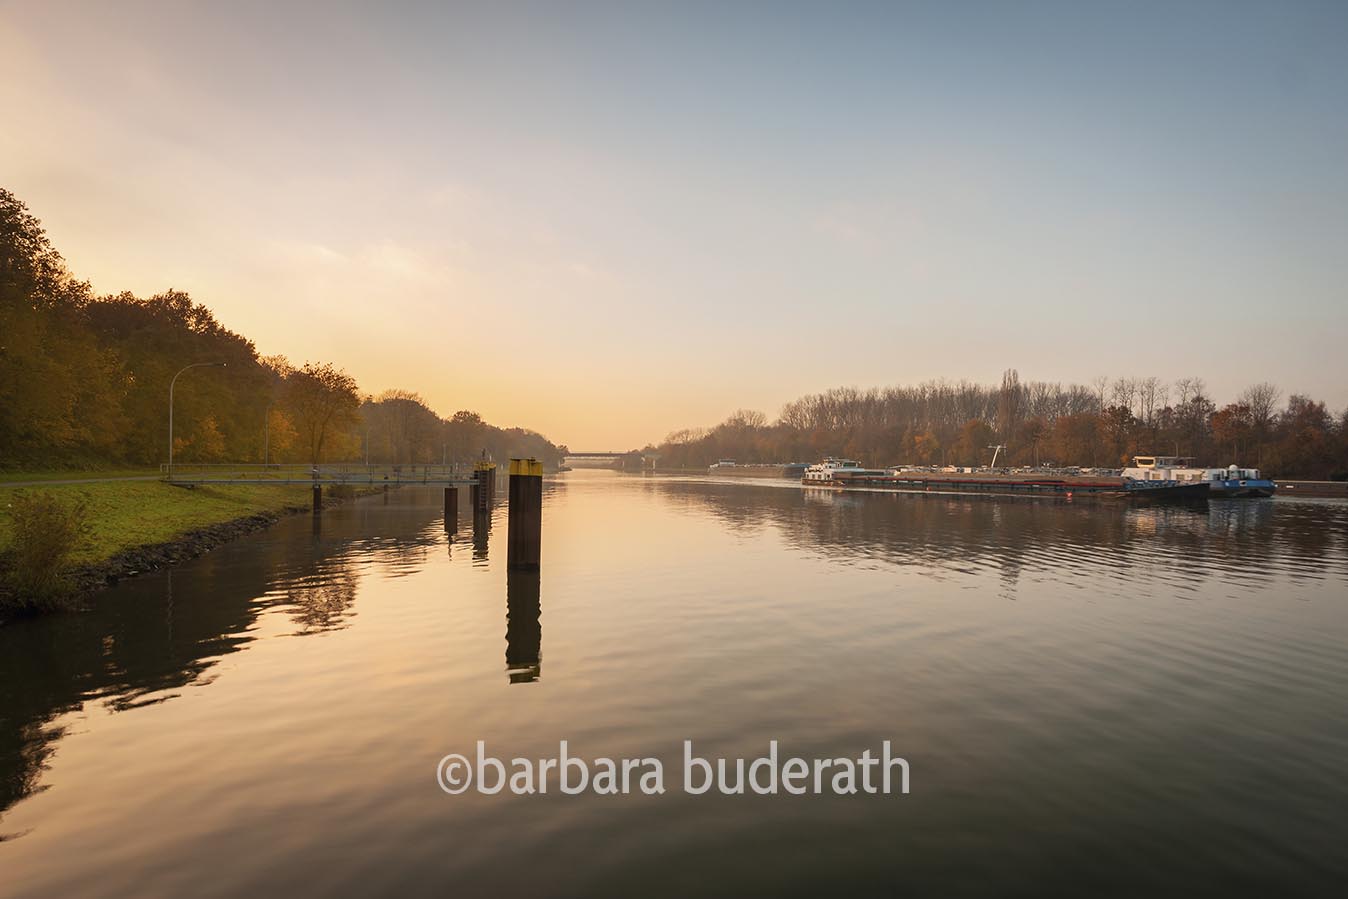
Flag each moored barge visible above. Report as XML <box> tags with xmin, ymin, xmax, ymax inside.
<box><xmin>802</xmin><ymin>459</ymin><xmax>1209</xmax><ymax>501</ymax></box>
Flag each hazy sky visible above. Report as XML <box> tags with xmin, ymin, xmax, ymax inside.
<box><xmin>3</xmin><ymin>1</ymin><xmax>1346</xmax><ymax>448</ymax></box>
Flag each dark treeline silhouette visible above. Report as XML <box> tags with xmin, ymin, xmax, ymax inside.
<box><xmin>0</xmin><ymin>188</ymin><xmax>563</xmax><ymax>469</ymax></box>
<box><xmin>649</xmin><ymin>370</ymin><xmax>1348</xmax><ymax>479</ymax></box>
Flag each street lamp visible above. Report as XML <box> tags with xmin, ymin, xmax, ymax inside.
<box><xmin>168</xmin><ymin>362</ymin><xmax>226</xmax><ymax>479</ymax></box>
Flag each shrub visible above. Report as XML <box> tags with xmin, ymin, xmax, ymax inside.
<box><xmin>1</xmin><ymin>492</ymin><xmax>90</xmax><ymax>613</ymax></box>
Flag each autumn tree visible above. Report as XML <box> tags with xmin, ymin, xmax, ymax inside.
<box><xmin>283</xmin><ymin>362</ymin><xmax>361</xmax><ymax>464</ymax></box>
<box><xmin>955</xmin><ymin>419</ymin><xmax>997</xmax><ymax>465</ymax></box>
<box><xmin>1211</xmin><ymin>403</ymin><xmax>1253</xmax><ymax>462</ymax></box>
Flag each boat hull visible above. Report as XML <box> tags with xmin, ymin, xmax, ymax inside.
<box><xmin>804</xmin><ymin>473</ymin><xmax>1209</xmax><ymax>502</ymax></box>
<box><xmin>1209</xmin><ymin>479</ymin><xmax>1277</xmax><ymax>498</ymax></box>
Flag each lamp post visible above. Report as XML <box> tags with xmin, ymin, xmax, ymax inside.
<box><xmin>168</xmin><ymin>362</ymin><xmax>226</xmax><ymax>479</ymax></box>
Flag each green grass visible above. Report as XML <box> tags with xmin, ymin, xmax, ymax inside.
<box><xmin>0</xmin><ymin>481</ymin><xmax>313</xmax><ymax>565</ymax></box>
<box><xmin>0</xmin><ymin>468</ymin><xmax>160</xmax><ymax>483</ymax></box>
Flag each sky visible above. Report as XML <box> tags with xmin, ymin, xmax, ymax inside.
<box><xmin>3</xmin><ymin>0</ymin><xmax>1346</xmax><ymax>449</ymax></box>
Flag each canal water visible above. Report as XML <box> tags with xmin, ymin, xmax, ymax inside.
<box><xmin>2</xmin><ymin>472</ymin><xmax>1347</xmax><ymax>896</ymax></box>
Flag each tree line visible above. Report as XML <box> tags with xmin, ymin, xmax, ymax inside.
<box><xmin>0</xmin><ymin>188</ymin><xmax>564</xmax><ymax>469</ymax></box>
<box><xmin>649</xmin><ymin>370</ymin><xmax>1348</xmax><ymax>480</ymax></box>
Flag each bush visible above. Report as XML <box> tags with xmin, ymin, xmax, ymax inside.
<box><xmin>1</xmin><ymin>492</ymin><xmax>90</xmax><ymax>613</ymax></box>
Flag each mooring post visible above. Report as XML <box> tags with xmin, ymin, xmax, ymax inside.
<box><xmin>312</xmin><ymin>484</ymin><xmax>322</xmax><ymax>514</ymax></box>
<box><xmin>474</xmin><ymin>461</ymin><xmax>497</xmax><ymax>513</ymax></box>
<box><xmin>444</xmin><ymin>485</ymin><xmax>458</xmax><ymax>532</ymax></box>
<box><xmin>507</xmin><ymin>457</ymin><xmax>543</xmax><ymax>569</ymax></box>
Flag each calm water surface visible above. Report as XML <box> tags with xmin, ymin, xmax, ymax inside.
<box><xmin>3</xmin><ymin>472</ymin><xmax>1347</xmax><ymax>896</ymax></box>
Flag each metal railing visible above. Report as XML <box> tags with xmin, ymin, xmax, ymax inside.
<box><xmin>159</xmin><ymin>462</ymin><xmax>475</xmax><ymax>485</ymax></box>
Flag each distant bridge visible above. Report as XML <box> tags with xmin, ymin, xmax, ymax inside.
<box><xmin>563</xmin><ymin>452</ymin><xmax>657</xmax><ymax>470</ymax></box>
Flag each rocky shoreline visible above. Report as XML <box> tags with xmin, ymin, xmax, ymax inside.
<box><xmin>66</xmin><ymin>507</ymin><xmax>301</xmax><ymax>597</ymax></box>
<box><xmin>2</xmin><ymin>486</ymin><xmax>383</xmax><ymax>616</ymax></box>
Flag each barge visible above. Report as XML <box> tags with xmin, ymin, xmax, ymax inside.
<box><xmin>802</xmin><ymin>458</ymin><xmax>1209</xmax><ymax>501</ymax></box>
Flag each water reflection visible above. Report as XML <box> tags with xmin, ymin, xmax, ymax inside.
<box><xmin>472</xmin><ymin>509</ymin><xmax>491</xmax><ymax>564</ymax></box>
<box><xmin>0</xmin><ymin>490</ymin><xmax>448</xmax><ymax>835</ymax></box>
<box><xmin>642</xmin><ymin>479</ymin><xmax>1348</xmax><ymax>597</ymax></box>
<box><xmin>3</xmin><ymin>477</ymin><xmax>1347</xmax><ymax>895</ymax></box>
<box><xmin>505</xmin><ymin>570</ymin><xmax>542</xmax><ymax>684</ymax></box>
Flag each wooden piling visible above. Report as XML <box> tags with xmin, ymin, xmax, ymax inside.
<box><xmin>444</xmin><ymin>485</ymin><xmax>458</xmax><ymax>532</ymax></box>
<box><xmin>507</xmin><ymin>457</ymin><xmax>543</xmax><ymax>569</ymax></box>
<box><xmin>312</xmin><ymin>484</ymin><xmax>322</xmax><ymax>514</ymax></box>
<box><xmin>474</xmin><ymin>461</ymin><xmax>497</xmax><ymax>513</ymax></box>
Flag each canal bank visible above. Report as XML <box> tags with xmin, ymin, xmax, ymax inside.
<box><xmin>0</xmin><ymin>478</ymin><xmax>384</xmax><ymax>617</ymax></box>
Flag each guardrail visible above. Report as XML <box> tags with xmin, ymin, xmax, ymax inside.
<box><xmin>160</xmin><ymin>463</ymin><xmax>475</xmax><ymax>485</ymax></box>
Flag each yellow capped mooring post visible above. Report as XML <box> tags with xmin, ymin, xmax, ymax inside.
<box><xmin>507</xmin><ymin>458</ymin><xmax>543</xmax><ymax>569</ymax></box>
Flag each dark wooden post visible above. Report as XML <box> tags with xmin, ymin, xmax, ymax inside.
<box><xmin>474</xmin><ymin>462</ymin><xmax>497</xmax><ymax>513</ymax></box>
<box><xmin>507</xmin><ymin>458</ymin><xmax>543</xmax><ymax>569</ymax></box>
<box><xmin>312</xmin><ymin>484</ymin><xmax>322</xmax><ymax>514</ymax></box>
<box><xmin>444</xmin><ymin>485</ymin><xmax>458</xmax><ymax>532</ymax></box>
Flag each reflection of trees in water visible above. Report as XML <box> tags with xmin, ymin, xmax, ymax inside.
<box><xmin>647</xmin><ymin>481</ymin><xmax>1348</xmax><ymax>589</ymax></box>
<box><xmin>282</xmin><ymin>564</ymin><xmax>360</xmax><ymax>634</ymax></box>
<box><xmin>0</xmin><ymin>563</ymin><xmax>268</xmax><ymax>837</ymax></box>
<box><xmin>641</xmin><ymin>480</ymin><xmax>770</xmax><ymax>538</ymax></box>
<box><xmin>505</xmin><ymin>570</ymin><xmax>542</xmax><ymax>684</ymax></box>
<box><xmin>0</xmin><ymin>491</ymin><xmax>452</xmax><ymax>833</ymax></box>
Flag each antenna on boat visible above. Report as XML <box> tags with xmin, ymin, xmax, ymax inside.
<box><xmin>987</xmin><ymin>444</ymin><xmax>1007</xmax><ymax>468</ymax></box>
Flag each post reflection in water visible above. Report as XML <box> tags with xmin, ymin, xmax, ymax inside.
<box><xmin>505</xmin><ymin>570</ymin><xmax>542</xmax><ymax>684</ymax></box>
<box><xmin>472</xmin><ymin>509</ymin><xmax>491</xmax><ymax>563</ymax></box>
<box><xmin>2</xmin><ymin>474</ymin><xmax>1347</xmax><ymax>897</ymax></box>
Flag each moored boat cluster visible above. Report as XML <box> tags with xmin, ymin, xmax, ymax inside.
<box><xmin>801</xmin><ymin>455</ymin><xmax>1275</xmax><ymax>502</ymax></box>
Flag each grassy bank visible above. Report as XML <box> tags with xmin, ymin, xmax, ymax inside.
<box><xmin>0</xmin><ymin>467</ymin><xmax>160</xmax><ymax>484</ymax></box>
<box><xmin>0</xmin><ymin>480</ymin><xmax>314</xmax><ymax>567</ymax></box>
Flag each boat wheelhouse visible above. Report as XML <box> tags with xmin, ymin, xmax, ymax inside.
<box><xmin>1121</xmin><ymin>456</ymin><xmax>1276</xmax><ymax>498</ymax></box>
<box><xmin>803</xmin><ymin>458</ymin><xmax>888</xmax><ymax>483</ymax></box>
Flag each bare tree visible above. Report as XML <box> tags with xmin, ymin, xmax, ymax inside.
<box><xmin>1110</xmin><ymin>377</ymin><xmax>1137</xmax><ymax>415</ymax></box>
<box><xmin>1240</xmin><ymin>382</ymin><xmax>1281</xmax><ymax>433</ymax></box>
<box><xmin>997</xmin><ymin>368</ymin><xmax>1022</xmax><ymax>439</ymax></box>
<box><xmin>1091</xmin><ymin>375</ymin><xmax>1109</xmax><ymax>413</ymax></box>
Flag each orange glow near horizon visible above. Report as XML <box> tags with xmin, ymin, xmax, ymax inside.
<box><xmin>4</xmin><ymin>3</ymin><xmax>1346</xmax><ymax>448</ymax></box>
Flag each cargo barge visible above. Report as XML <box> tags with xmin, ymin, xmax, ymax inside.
<box><xmin>802</xmin><ymin>458</ymin><xmax>1209</xmax><ymax>501</ymax></box>
<box><xmin>708</xmin><ymin>460</ymin><xmax>810</xmax><ymax>479</ymax></box>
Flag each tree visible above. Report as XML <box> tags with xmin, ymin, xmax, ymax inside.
<box><xmin>1211</xmin><ymin>403</ymin><xmax>1253</xmax><ymax>462</ymax></box>
<box><xmin>1239</xmin><ymin>382</ymin><xmax>1280</xmax><ymax>464</ymax></box>
<box><xmin>0</xmin><ymin>187</ymin><xmax>568</xmax><ymax>471</ymax></box>
<box><xmin>955</xmin><ymin>419</ymin><xmax>996</xmax><ymax>465</ymax></box>
<box><xmin>997</xmin><ymin>368</ymin><xmax>1022</xmax><ymax>440</ymax></box>
<box><xmin>912</xmin><ymin>430</ymin><xmax>941</xmax><ymax>465</ymax></box>
<box><xmin>1016</xmin><ymin>416</ymin><xmax>1048</xmax><ymax>467</ymax></box>
<box><xmin>283</xmin><ymin>362</ymin><xmax>361</xmax><ymax>464</ymax></box>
